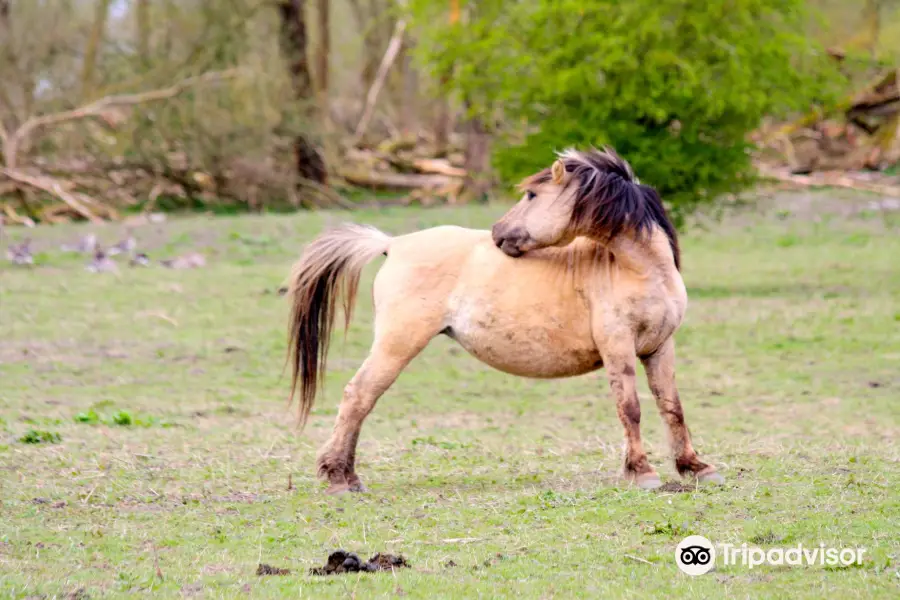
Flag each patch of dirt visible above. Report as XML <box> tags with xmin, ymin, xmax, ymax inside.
<box><xmin>211</xmin><ymin>492</ymin><xmax>259</xmax><ymax>504</ymax></box>
<box><xmin>256</xmin><ymin>563</ymin><xmax>290</xmax><ymax>576</ymax></box>
<box><xmin>749</xmin><ymin>531</ymin><xmax>786</xmax><ymax>545</ymax></box>
<box><xmin>201</xmin><ymin>564</ymin><xmax>236</xmax><ymax>575</ymax></box>
<box><xmin>65</xmin><ymin>589</ymin><xmax>89</xmax><ymax>600</ymax></box>
<box><xmin>180</xmin><ymin>582</ymin><xmax>204</xmax><ymax>596</ymax></box>
<box><xmin>655</xmin><ymin>481</ymin><xmax>696</xmax><ymax>493</ymax></box>
<box><xmin>309</xmin><ymin>550</ymin><xmax>410</xmax><ymax>576</ymax></box>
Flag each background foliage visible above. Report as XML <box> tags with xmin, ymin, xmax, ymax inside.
<box><xmin>411</xmin><ymin>0</ymin><xmax>845</xmax><ymax>218</ymax></box>
<box><xmin>0</xmin><ymin>1</ymin><xmax>899</xmax><ymax>222</ymax></box>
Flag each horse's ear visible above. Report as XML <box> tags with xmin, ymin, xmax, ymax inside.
<box><xmin>551</xmin><ymin>159</ymin><xmax>569</xmax><ymax>185</ymax></box>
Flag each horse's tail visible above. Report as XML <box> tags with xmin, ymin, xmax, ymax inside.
<box><xmin>286</xmin><ymin>224</ymin><xmax>391</xmax><ymax>428</ymax></box>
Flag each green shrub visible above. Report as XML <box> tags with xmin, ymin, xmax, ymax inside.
<box><xmin>412</xmin><ymin>0</ymin><xmax>842</xmax><ymax>221</ymax></box>
<box><xmin>74</xmin><ymin>408</ymin><xmax>170</xmax><ymax>428</ymax></box>
<box><xmin>74</xmin><ymin>410</ymin><xmax>101</xmax><ymax>425</ymax></box>
<box><xmin>111</xmin><ymin>411</ymin><xmax>133</xmax><ymax>426</ymax></box>
<box><xmin>20</xmin><ymin>430</ymin><xmax>62</xmax><ymax>444</ymax></box>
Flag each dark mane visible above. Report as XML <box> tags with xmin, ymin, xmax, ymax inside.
<box><xmin>521</xmin><ymin>147</ymin><xmax>681</xmax><ymax>270</ymax></box>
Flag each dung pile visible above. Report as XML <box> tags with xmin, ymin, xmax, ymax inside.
<box><xmin>309</xmin><ymin>550</ymin><xmax>410</xmax><ymax>576</ymax></box>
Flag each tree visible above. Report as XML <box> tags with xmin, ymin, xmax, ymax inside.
<box><xmin>81</xmin><ymin>0</ymin><xmax>113</xmax><ymax>100</ymax></box>
<box><xmin>136</xmin><ymin>0</ymin><xmax>150</xmax><ymax>67</ymax></box>
<box><xmin>432</xmin><ymin>0</ymin><xmax>459</xmax><ymax>156</ymax></box>
<box><xmin>412</xmin><ymin>0</ymin><xmax>843</xmax><ymax>220</ymax></box>
<box><xmin>315</xmin><ymin>0</ymin><xmax>329</xmax><ymax>98</ymax></box>
<box><xmin>276</xmin><ymin>0</ymin><xmax>327</xmax><ymax>184</ymax></box>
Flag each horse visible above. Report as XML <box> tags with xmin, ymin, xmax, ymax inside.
<box><xmin>285</xmin><ymin>147</ymin><xmax>723</xmax><ymax>494</ymax></box>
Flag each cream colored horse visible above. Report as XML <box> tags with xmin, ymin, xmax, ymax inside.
<box><xmin>286</xmin><ymin>147</ymin><xmax>722</xmax><ymax>494</ymax></box>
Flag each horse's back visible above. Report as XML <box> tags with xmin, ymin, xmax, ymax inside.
<box><xmin>371</xmin><ymin>226</ymin><xmax>491</xmax><ymax>322</ymax></box>
<box><xmin>391</xmin><ymin>226</ymin><xmax>492</xmax><ymax>260</ymax></box>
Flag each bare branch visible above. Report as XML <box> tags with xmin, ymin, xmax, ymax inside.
<box><xmin>2</xmin><ymin>70</ymin><xmax>242</xmax><ymax>169</ymax></box>
<box><xmin>13</xmin><ymin>70</ymin><xmax>242</xmax><ymax>146</ymax></box>
<box><xmin>351</xmin><ymin>17</ymin><xmax>407</xmax><ymax>147</ymax></box>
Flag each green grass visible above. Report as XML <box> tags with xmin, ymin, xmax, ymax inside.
<box><xmin>1</xmin><ymin>190</ymin><xmax>899</xmax><ymax>598</ymax></box>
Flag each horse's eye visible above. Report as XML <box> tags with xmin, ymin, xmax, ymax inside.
<box><xmin>526</xmin><ymin>190</ymin><xmax>536</xmax><ymax>201</ymax></box>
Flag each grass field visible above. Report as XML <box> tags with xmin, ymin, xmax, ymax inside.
<box><xmin>1</xmin><ymin>189</ymin><xmax>899</xmax><ymax>598</ymax></box>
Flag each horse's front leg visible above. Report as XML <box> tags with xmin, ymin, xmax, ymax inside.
<box><xmin>641</xmin><ymin>338</ymin><xmax>723</xmax><ymax>484</ymax></box>
<box><xmin>603</xmin><ymin>347</ymin><xmax>661</xmax><ymax>489</ymax></box>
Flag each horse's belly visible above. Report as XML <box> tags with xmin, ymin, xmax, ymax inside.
<box><xmin>447</xmin><ymin>299</ymin><xmax>601</xmax><ymax>379</ymax></box>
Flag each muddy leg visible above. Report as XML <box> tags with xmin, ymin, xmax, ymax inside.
<box><xmin>605</xmin><ymin>351</ymin><xmax>660</xmax><ymax>489</ymax></box>
<box><xmin>317</xmin><ymin>332</ymin><xmax>431</xmax><ymax>495</ymax></box>
<box><xmin>641</xmin><ymin>338</ymin><xmax>723</xmax><ymax>484</ymax></box>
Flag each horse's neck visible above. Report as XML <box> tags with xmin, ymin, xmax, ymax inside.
<box><xmin>529</xmin><ymin>230</ymin><xmax>676</xmax><ymax>284</ymax></box>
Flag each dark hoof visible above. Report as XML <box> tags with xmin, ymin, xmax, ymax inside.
<box><xmin>633</xmin><ymin>473</ymin><xmax>663</xmax><ymax>490</ymax></box>
<box><xmin>696</xmin><ymin>468</ymin><xmax>725</xmax><ymax>485</ymax></box>
<box><xmin>326</xmin><ymin>479</ymin><xmax>368</xmax><ymax>495</ymax></box>
<box><xmin>325</xmin><ymin>483</ymin><xmax>352</xmax><ymax>495</ymax></box>
<box><xmin>348</xmin><ymin>481</ymin><xmax>368</xmax><ymax>493</ymax></box>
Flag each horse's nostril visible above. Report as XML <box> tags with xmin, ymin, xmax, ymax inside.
<box><xmin>494</xmin><ymin>236</ymin><xmax>504</xmax><ymax>249</ymax></box>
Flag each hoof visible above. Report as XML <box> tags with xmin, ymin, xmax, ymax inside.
<box><xmin>348</xmin><ymin>481</ymin><xmax>368</xmax><ymax>493</ymax></box>
<box><xmin>325</xmin><ymin>483</ymin><xmax>352</xmax><ymax>495</ymax></box>
<box><xmin>634</xmin><ymin>473</ymin><xmax>663</xmax><ymax>490</ymax></box>
<box><xmin>326</xmin><ymin>479</ymin><xmax>368</xmax><ymax>495</ymax></box>
<box><xmin>696</xmin><ymin>468</ymin><xmax>725</xmax><ymax>485</ymax></box>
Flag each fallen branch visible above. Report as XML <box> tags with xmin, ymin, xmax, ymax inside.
<box><xmin>410</xmin><ymin>157</ymin><xmax>467</xmax><ymax>178</ymax></box>
<box><xmin>1</xmin><ymin>202</ymin><xmax>36</xmax><ymax>227</ymax></box>
<box><xmin>0</xmin><ymin>168</ymin><xmax>105</xmax><ymax>223</ymax></box>
<box><xmin>758</xmin><ymin>165</ymin><xmax>900</xmax><ymax>198</ymax></box>
<box><xmin>337</xmin><ymin>167</ymin><xmax>457</xmax><ymax>190</ymax></box>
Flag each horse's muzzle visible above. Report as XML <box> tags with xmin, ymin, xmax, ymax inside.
<box><xmin>491</xmin><ymin>224</ymin><xmax>527</xmax><ymax>258</ymax></box>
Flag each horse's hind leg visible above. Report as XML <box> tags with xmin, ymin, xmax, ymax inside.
<box><xmin>317</xmin><ymin>320</ymin><xmax>438</xmax><ymax>495</ymax></box>
<box><xmin>641</xmin><ymin>338</ymin><xmax>723</xmax><ymax>484</ymax></box>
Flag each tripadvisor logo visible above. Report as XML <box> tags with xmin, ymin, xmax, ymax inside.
<box><xmin>675</xmin><ymin>536</ymin><xmax>867</xmax><ymax>576</ymax></box>
<box><xmin>676</xmin><ymin>535</ymin><xmax>715</xmax><ymax>576</ymax></box>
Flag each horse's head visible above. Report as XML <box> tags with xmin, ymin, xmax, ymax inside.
<box><xmin>491</xmin><ymin>147</ymin><xmax>654</xmax><ymax>259</ymax></box>
<box><xmin>491</xmin><ymin>158</ymin><xmax>578</xmax><ymax>258</ymax></box>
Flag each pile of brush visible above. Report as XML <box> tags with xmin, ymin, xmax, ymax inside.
<box><xmin>755</xmin><ymin>67</ymin><xmax>900</xmax><ymax>197</ymax></box>
<box><xmin>338</xmin><ymin>136</ymin><xmax>470</xmax><ymax>206</ymax></box>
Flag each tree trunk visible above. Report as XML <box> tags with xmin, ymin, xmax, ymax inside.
<box><xmin>136</xmin><ymin>0</ymin><xmax>150</xmax><ymax>66</ymax></box>
<box><xmin>434</xmin><ymin>0</ymin><xmax>460</xmax><ymax>156</ymax></box>
<box><xmin>316</xmin><ymin>0</ymin><xmax>329</xmax><ymax>97</ymax></box>
<box><xmin>0</xmin><ymin>0</ymin><xmax>16</xmax><ymax>143</ymax></box>
<box><xmin>864</xmin><ymin>0</ymin><xmax>881</xmax><ymax>58</ymax></box>
<box><xmin>276</xmin><ymin>0</ymin><xmax>327</xmax><ymax>184</ymax></box>
<box><xmin>81</xmin><ymin>0</ymin><xmax>113</xmax><ymax>100</ymax></box>
<box><xmin>461</xmin><ymin>112</ymin><xmax>491</xmax><ymax>203</ymax></box>
<box><xmin>360</xmin><ymin>0</ymin><xmax>382</xmax><ymax>91</ymax></box>
<box><xmin>397</xmin><ymin>40</ymin><xmax>417</xmax><ymax>136</ymax></box>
